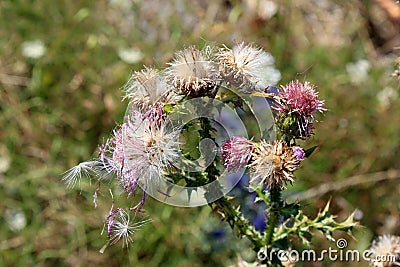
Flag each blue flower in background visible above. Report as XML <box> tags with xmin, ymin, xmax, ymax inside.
<box><xmin>228</xmin><ymin>174</ymin><xmax>267</xmax><ymax>232</ymax></box>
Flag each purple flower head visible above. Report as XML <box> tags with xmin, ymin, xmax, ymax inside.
<box><xmin>273</xmin><ymin>81</ymin><xmax>326</xmax><ymax>139</ymax></box>
<box><xmin>221</xmin><ymin>137</ymin><xmax>254</xmax><ymax>173</ymax></box>
<box><xmin>292</xmin><ymin>146</ymin><xmax>305</xmax><ymax>161</ymax></box>
<box><xmin>277</xmin><ymin>80</ymin><xmax>326</xmax><ymax>117</ymax></box>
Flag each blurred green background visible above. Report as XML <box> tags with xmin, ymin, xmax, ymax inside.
<box><xmin>1</xmin><ymin>0</ymin><xmax>399</xmax><ymax>266</ymax></box>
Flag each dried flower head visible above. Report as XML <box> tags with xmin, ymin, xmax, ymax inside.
<box><xmin>166</xmin><ymin>46</ymin><xmax>220</xmax><ymax>97</ymax></box>
<box><xmin>107</xmin><ymin>209</ymin><xmax>151</xmax><ymax>247</ymax></box>
<box><xmin>123</xmin><ymin>66</ymin><xmax>176</xmax><ymax>111</ymax></box>
<box><xmin>218</xmin><ymin>42</ymin><xmax>281</xmax><ymax>93</ymax></box>
<box><xmin>221</xmin><ymin>137</ymin><xmax>254</xmax><ymax>173</ymax></box>
<box><xmin>249</xmin><ymin>141</ymin><xmax>302</xmax><ymax>189</ymax></box>
<box><xmin>368</xmin><ymin>235</ymin><xmax>400</xmax><ymax>267</ymax></box>
<box><xmin>121</xmin><ymin>111</ymin><xmax>180</xmax><ymax>195</ymax></box>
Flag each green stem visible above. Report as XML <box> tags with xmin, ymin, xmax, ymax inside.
<box><xmin>213</xmin><ymin>197</ymin><xmax>264</xmax><ymax>249</ymax></box>
<box><xmin>198</xmin><ymin>115</ymin><xmax>264</xmax><ymax>250</ymax></box>
<box><xmin>264</xmin><ymin>186</ymin><xmax>282</xmax><ymax>246</ymax></box>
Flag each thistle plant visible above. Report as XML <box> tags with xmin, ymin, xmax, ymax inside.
<box><xmin>63</xmin><ymin>42</ymin><xmax>357</xmax><ymax>265</ymax></box>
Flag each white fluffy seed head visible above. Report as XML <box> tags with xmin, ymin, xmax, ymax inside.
<box><xmin>368</xmin><ymin>235</ymin><xmax>400</xmax><ymax>267</ymax></box>
<box><xmin>122</xmin><ymin>112</ymin><xmax>180</xmax><ymax>194</ymax></box>
<box><xmin>123</xmin><ymin>66</ymin><xmax>176</xmax><ymax>110</ymax></box>
<box><xmin>109</xmin><ymin>210</ymin><xmax>152</xmax><ymax>247</ymax></box>
<box><xmin>218</xmin><ymin>42</ymin><xmax>281</xmax><ymax>93</ymax></box>
<box><xmin>166</xmin><ymin>46</ymin><xmax>220</xmax><ymax>97</ymax></box>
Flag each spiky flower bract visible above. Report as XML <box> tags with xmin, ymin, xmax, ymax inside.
<box><xmin>218</xmin><ymin>42</ymin><xmax>281</xmax><ymax>93</ymax></box>
<box><xmin>274</xmin><ymin>80</ymin><xmax>326</xmax><ymax>139</ymax></box>
<box><xmin>368</xmin><ymin>235</ymin><xmax>400</xmax><ymax>267</ymax></box>
<box><xmin>166</xmin><ymin>46</ymin><xmax>220</xmax><ymax>97</ymax></box>
<box><xmin>221</xmin><ymin>136</ymin><xmax>254</xmax><ymax>173</ymax></box>
<box><xmin>249</xmin><ymin>141</ymin><xmax>302</xmax><ymax>189</ymax></box>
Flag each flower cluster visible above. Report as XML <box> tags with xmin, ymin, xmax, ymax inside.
<box><xmin>63</xmin><ymin>41</ymin><xmax>283</xmax><ymax>247</ymax></box>
<box><xmin>62</xmin><ymin>41</ymin><xmax>341</xmax><ymax>256</ymax></box>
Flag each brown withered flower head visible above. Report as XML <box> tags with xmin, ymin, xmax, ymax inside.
<box><xmin>165</xmin><ymin>46</ymin><xmax>220</xmax><ymax>97</ymax></box>
<box><xmin>249</xmin><ymin>141</ymin><xmax>304</xmax><ymax>189</ymax></box>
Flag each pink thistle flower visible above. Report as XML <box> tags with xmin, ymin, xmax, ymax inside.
<box><xmin>121</xmin><ymin>111</ymin><xmax>180</xmax><ymax>195</ymax></box>
<box><xmin>221</xmin><ymin>137</ymin><xmax>254</xmax><ymax>173</ymax></box>
<box><xmin>92</xmin><ymin>110</ymin><xmax>180</xmax><ymax>197</ymax></box>
<box><xmin>273</xmin><ymin>80</ymin><xmax>326</xmax><ymax>139</ymax></box>
<box><xmin>276</xmin><ymin>80</ymin><xmax>326</xmax><ymax>117</ymax></box>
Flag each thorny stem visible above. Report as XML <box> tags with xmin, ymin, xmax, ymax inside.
<box><xmin>264</xmin><ymin>186</ymin><xmax>282</xmax><ymax>246</ymax></box>
<box><xmin>199</xmin><ymin>116</ymin><xmax>219</xmax><ymax>183</ymax></box>
<box><xmin>198</xmin><ymin>114</ymin><xmax>264</xmax><ymax>250</ymax></box>
<box><xmin>213</xmin><ymin>196</ymin><xmax>264</xmax><ymax>249</ymax></box>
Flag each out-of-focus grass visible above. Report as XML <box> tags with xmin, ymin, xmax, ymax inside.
<box><xmin>0</xmin><ymin>0</ymin><xmax>399</xmax><ymax>266</ymax></box>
